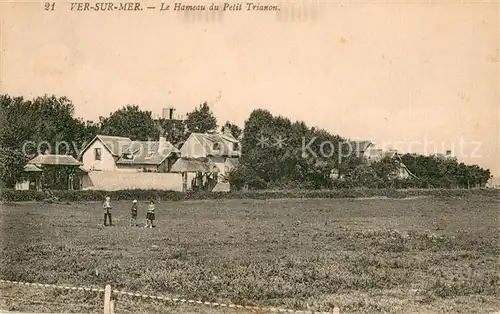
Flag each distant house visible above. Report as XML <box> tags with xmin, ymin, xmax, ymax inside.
<box><xmin>340</xmin><ymin>141</ymin><xmax>412</xmax><ymax>180</ymax></box>
<box><xmin>367</xmin><ymin>148</ymin><xmax>413</xmax><ymax>179</ymax></box>
<box><xmin>179</xmin><ymin>128</ymin><xmax>241</xmax><ymax>179</ymax></box>
<box><xmin>80</xmin><ymin>134</ymin><xmax>179</xmax><ymax>173</ymax></box>
<box><xmin>435</xmin><ymin>150</ymin><xmax>455</xmax><ymax>160</ymax></box>
<box><xmin>487</xmin><ymin>176</ymin><xmax>500</xmax><ymax>189</ymax></box>
<box><xmin>342</xmin><ymin>140</ymin><xmax>376</xmax><ymax>159</ymax></box>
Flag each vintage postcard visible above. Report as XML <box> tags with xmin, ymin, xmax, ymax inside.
<box><xmin>0</xmin><ymin>0</ymin><xmax>498</xmax><ymax>313</ymax></box>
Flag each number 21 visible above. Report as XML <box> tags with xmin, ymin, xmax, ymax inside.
<box><xmin>44</xmin><ymin>2</ymin><xmax>55</xmax><ymax>11</ymax></box>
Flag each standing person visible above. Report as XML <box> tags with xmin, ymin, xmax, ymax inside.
<box><xmin>145</xmin><ymin>200</ymin><xmax>156</xmax><ymax>228</ymax></box>
<box><xmin>103</xmin><ymin>196</ymin><xmax>112</xmax><ymax>226</ymax></box>
<box><xmin>130</xmin><ymin>200</ymin><xmax>138</xmax><ymax>227</ymax></box>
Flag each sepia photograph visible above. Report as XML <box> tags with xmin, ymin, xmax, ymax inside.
<box><xmin>0</xmin><ymin>0</ymin><xmax>499</xmax><ymax>313</ymax></box>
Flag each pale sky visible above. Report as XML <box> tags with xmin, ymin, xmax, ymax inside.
<box><xmin>1</xmin><ymin>1</ymin><xmax>499</xmax><ymax>176</ymax></box>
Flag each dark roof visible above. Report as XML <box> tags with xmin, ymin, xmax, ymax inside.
<box><xmin>342</xmin><ymin>141</ymin><xmax>374</xmax><ymax>156</ymax></box>
<box><xmin>369</xmin><ymin>149</ymin><xmax>398</xmax><ymax>161</ymax></box>
<box><xmin>116</xmin><ymin>141</ymin><xmax>179</xmax><ymax>165</ymax></box>
<box><xmin>28</xmin><ymin>154</ymin><xmax>83</xmax><ymax>166</ymax></box>
<box><xmin>170</xmin><ymin>157</ymin><xmax>220</xmax><ymax>173</ymax></box>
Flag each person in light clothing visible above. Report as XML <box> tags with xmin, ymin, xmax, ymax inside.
<box><xmin>130</xmin><ymin>200</ymin><xmax>138</xmax><ymax>227</ymax></box>
<box><xmin>145</xmin><ymin>200</ymin><xmax>155</xmax><ymax>228</ymax></box>
<box><xmin>103</xmin><ymin>196</ymin><xmax>112</xmax><ymax>226</ymax></box>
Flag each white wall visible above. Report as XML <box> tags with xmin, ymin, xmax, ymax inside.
<box><xmin>180</xmin><ymin>135</ymin><xmax>206</xmax><ymax>158</ymax></box>
<box><xmin>83</xmin><ymin>171</ymin><xmax>183</xmax><ymax>191</ymax></box>
<box><xmin>82</xmin><ymin>140</ymin><xmax>117</xmax><ymax>171</ymax></box>
<box><xmin>15</xmin><ymin>180</ymin><xmax>29</xmax><ymax>190</ymax></box>
<box><xmin>116</xmin><ymin>164</ymin><xmax>158</xmax><ymax>172</ymax></box>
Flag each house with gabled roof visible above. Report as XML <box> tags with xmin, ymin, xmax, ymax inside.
<box><xmin>80</xmin><ymin>134</ymin><xmax>179</xmax><ymax>173</ymax></box>
<box><xmin>178</xmin><ymin>128</ymin><xmax>241</xmax><ymax>181</ymax></box>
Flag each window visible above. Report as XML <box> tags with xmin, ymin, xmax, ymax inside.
<box><xmin>122</xmin><ymin>153</ymin><xmax>134</xmax><ymax>160</ymax></box>
<box><xmin>233</xmin><ymin>143</ymin><xmax>240</xmax><ymax>151</ymax></box>
<box><xmin>213</xmin><ymin>142</ymin><xmax>221</xmax><ymax>150</ymax></box>
<box><xmin>94</xmin><ymin>148</ymin><xmax>101</xmax><ymax>161</ymax></box>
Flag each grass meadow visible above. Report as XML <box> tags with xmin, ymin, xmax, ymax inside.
<box><xmin>0</xmin><ymin>194</ymin><xmax>499</xmax><ymax>313</ymax></box>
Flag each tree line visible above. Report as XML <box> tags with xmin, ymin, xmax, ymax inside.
<box><xmin>0</xmin><ymin>94</ymin><xmax>492</xmax><ymax>189</ymax></box>
<box><xmin>228</xmin><ymin>109</ymin><xmax>491</xmax><ymax>190</ymax></box>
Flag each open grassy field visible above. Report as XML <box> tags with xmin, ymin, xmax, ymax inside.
<box><xmin>1</xmin><ymin>194</ymin><xmax>499</xmax><ymax>313</ymax></box>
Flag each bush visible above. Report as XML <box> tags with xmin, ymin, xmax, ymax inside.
<box><xmin>1</xmin><ymin>188</ymin><xmax>498</xmax><ymax>202</ymax></box>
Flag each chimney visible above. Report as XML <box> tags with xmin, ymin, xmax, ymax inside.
<box><xmin>158</xmin><ymin>132</ymin><xmax>168</xmax><ymax>152</ymax></box>
<box><xmin>223</xmin><ymin>126</ymin><xmax>233</xmax><ymax>137</ymax></box>
<box><xmin>162</xmin><ymin>106</ymin><xmax>175</xmax><ymax>120</ymax></box>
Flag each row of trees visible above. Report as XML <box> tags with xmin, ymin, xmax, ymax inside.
<box><xmin>400</xmin><ymin>154</ymin><xmax>491</xmax><ymax>189</ymax></box>
<box><xmin>228</xmin><ymin>109</ymin><xmax>492</xmax><ymax>190</ymax></box>
<box><xmin>97</xmin><ymin>102</ymin><xmax>241</xmax><ymax>143</ymax></box>
<box><xmin>0</xmin><ymin>94</ymin><xmax>240</xmax><ymax>188</ymax></box>
<box><xmin>0</xmin><ymin>94</ymin><xmax>492</xmax><ymax>190</ymax></box>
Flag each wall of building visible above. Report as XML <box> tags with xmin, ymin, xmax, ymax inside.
<box><xmin>115</xmin><ymin>159</ymin><xmax>176</xmax><ymax>173</ymax></box>
<box><xmin>82</xmin><ymin>140</ymin><xmax>117</xmax><ymax>171</ymax></box>
<box><xmin>82</xmin><ymin>171</ymin><xmax>183</xmax><ymax>191</ymax></box>
<box><xmin>15</xmin><ymin>180</ymin><xmax>30</xmax><ymax>190</ymax></box>
<box><xmin>116</xmin><ymin>164</ymin><xmax>158</xmax><ymax>172</ymax></box>
<box><xmin>180</xmin><ymin>135</ymin><xmax>206</xmax><ymax>158</ymax></box>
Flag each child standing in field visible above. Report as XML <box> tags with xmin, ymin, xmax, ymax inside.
<box><xmin>103</xmin><ymin>196</ymin><xmax>112</xmax><ymax>226</ymax></box>
<box><xmin>130</xmin><ymin>200</ymin><xmax>138</xmax><ymax>227</ymax></box>
<box><xmin>145</xmin><ymin>200</ymin><xmax>155</xmax><ymax>228</ymax></box>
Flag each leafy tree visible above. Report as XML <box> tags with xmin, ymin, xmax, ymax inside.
<box><xmin>0</xmin><ymin>94</ymin><xmax>89</xmax><ymax>157</ymax></box>
<box><xmin>231</xmin><ymin>109</ymin><xmax>344</xmax><ymax>189</ymax></box>
<box><xmin>223</xmin><ymin>121</ymin><xmax>242</xmax><ymax>139</ymax></box>
<box><xmin>100</xmin><ymin>105</ymin><xmax>158</xmax><ymax>141</ymax></box>
<box><xmin>71</xmin><ymin>120</ymin><xmax>101</xmax><ymax>155</ymax></box>
<box><xmin>0</xmin><ymin>147</ymin><xmax>29</xmax><ymax>188</ymax></box>
<box><xmin>157</xmin><ymin>118</ymin><xmax>187</xmax><ymax>146</ymax></box>
<box><xmin>185</xmin><ymin>102</ymin><xmax>217</xmax><ymax>134</ymax></box>
<box><xmin>371</xmin><ymin>156</ymin><xmax>402</xmax><ymax>180</ymax></box>
<box><xmin>0</xmin><ymin>94</ymin><xmax>93</xmax><ymax>187</ymax></box>
<box><xmin>400</xmin><ymin>153</ymin><xmax>491</xmax><ymax>188</ymax></box>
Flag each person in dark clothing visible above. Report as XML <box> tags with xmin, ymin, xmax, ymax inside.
<box><xmin>130</xmin><ymin>200</ymin><xmax>138</xmax><ymax>226</ymax></box>
<box><xmin>145</xmin><ymin>200</ymin><xmax>156</xmax><ymax>228</ymax></box>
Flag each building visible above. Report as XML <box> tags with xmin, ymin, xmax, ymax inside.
<box><xmin>17</xmin><ymin>154</ymin><xmax>87</xmax><ymax>191</ymax></box>
<box><xmin>169</xmin><ymin>128</ymin><xmax>241</xmax><ymax>192</ymax></box>
<box><xmin>486</xmin><ymin>176</ymin><xmax>500</xmax><ymax>189</ymax></box>
<box><xmin>435</xmin><ymin>150</ymin><xmax>455</xmax><ymax>160</ymax></box>
<box><xmin>161</xmin><ymin>106</ymin><xmax>184</xmax><ymax>121</ymax></box>
<box><xmin>342</xmin><ymin>140</ymin><xmax>376</xmax><ymax>159</ymax></box>
<box><xmin>80</xmin><ymin>134</ymin><xmax>179</xmax><ymax>173</ymax></box>
<box><xmin>340</xmin><ymin>141</ymin><xmax>413</xmax><ymax>180</ymax></box>
<box><xmin>179</xmin><ymin>127</ymin><xmax>241</xmax><ymax>179</ymax></box>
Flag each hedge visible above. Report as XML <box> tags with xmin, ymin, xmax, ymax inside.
<box><xmin>1</xmin><ymin>188</ymin><xmax>499</xmax><ymax>202</ymax></box>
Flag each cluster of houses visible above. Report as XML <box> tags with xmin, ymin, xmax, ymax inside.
<box><xmin>19</xmin><ymin>126</ymin><xmax>241</xmax><ymax>192</ymax></box>
<box><xmin>17</xmin><ymin>107</ymin><xmax>439</xmax><ymax>192</ymax></box>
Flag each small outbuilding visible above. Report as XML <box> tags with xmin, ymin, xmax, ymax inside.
<box><xmin>21</xmin><ymin>154</ymin><xmax>86</xmax><ymax>191</ymax></box>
